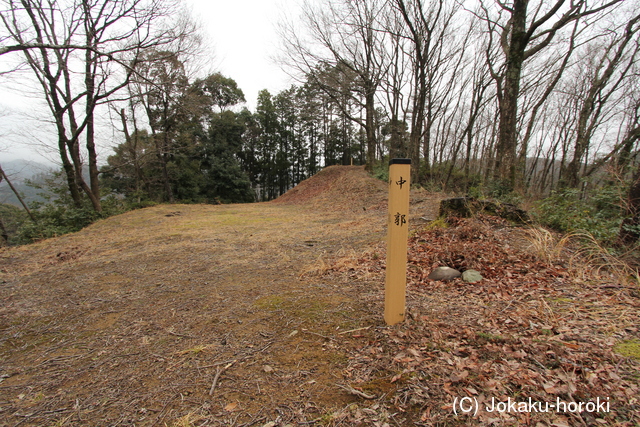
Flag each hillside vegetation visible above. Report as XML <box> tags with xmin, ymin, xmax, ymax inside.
<box><xmin>0</xmin><ymin>166</ymin><xmax>638</xmax><ymax>426</ymax></box>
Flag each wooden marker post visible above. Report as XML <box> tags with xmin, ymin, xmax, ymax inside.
<box><xmin>385</xmin><ymin>158</ymin><xmax>411</xmax><ymax>326</ymax></box>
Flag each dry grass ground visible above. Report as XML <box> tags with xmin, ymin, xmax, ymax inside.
<box><xmin>0</xmin><ymin>165</ymin><xmax>637</xmax><ymax>426</ymax></box>
<box><xmin>0</xmin><ymin>166</ymin><xmax>427</xmax><ymax>426</ymax></box>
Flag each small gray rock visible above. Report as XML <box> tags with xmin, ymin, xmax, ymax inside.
<box><xmin>427</xmin><ymin>266</ymin><xmax>461</xmax><ymax>281</ymax></box>
<box><xmin>462</xmin><ymin>269</ymin><xmax>483</xmax><ymax>283</ymax></box>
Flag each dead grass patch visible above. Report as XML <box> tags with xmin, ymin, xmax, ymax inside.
<box><xmin>524</xmin><ymin>227</ymin><xmax>640</xmax><ymax>287</ymax></box>
<box><xmin>0</xmin><ymin>166</ymin><xmax>402</xmax><ymax>426</ymax></box>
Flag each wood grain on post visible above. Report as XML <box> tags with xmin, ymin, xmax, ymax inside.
<box><xmin>385</xmin><ymin>158</ymin><xmax>411</xmax><ymax>326</ymax></box>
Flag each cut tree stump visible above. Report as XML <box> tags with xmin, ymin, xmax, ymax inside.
<box><xmin>438</xmin><ymin>197</ymin><xmax>530</xmax><ymax>224</ymax></box>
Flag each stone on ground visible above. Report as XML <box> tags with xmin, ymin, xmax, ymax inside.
<box><xmin>462</xmin><ymin>269</ymin><xmax>483</xmax><ymax>283</ymax></box>
<box><xmin>427</xmin><ymin>266</ymin><xmax>461</xmax><ymax>281</ymax></box>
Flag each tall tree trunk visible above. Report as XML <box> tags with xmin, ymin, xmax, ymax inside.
<box><xmin>158</xmin><ymin>131</ymin><xmax>174</xmax><ymax>203</ymax></box>
<box><xmin>616</xmin><ymin>124</ymin><xmax>640</xmax><ymax>173</ymax></box>
<box><xmin>564</xmin><ymin>131</ymin><xmax>589</xmax><ymax>188</ymax></box>
<box><xmin>618</xmin><ymin>164</ymin><xmax>640</xmax><ymax>246</ymax></box>
<box><xmin>395</xmin><ymin>0</ymin><xmax>430</xmax><ymax>183</ymax></box>
<box><xmin>84</xmin><ymin>90</ymin><xmax>102</xmax><ymax>211</ymax></box>
<box><xmin>364</xmin><ymin>84</ymin><xmax>377</xmax><ymax>171</ymax></box>
<box><xmin>494</xmin><ymin>0</ymin><xmax>527</xmax><ymax>189</ymax></box>
<box><xmin>66</xmin><ymin>134</ymin><xmax>99</xmax><ymax>210</ymax></box>
<box><xmin>423</xmin><ymin>109</ymin><xmax>432</xmax><ymax>178</ymax></box>
<box><xmin>58</xmin><ymin>134</ymin><xmax>83</xmax><ymax>208</ymax></box>
<box><xmin>409</xmin><ymin>67</ymin><xmax>425</xmax><ymax>182</ymax></box>
<box><xmin>83</xmin><ymin>0</ymin><xmax>101</xmax><ymax>212</ymax></box>
<box><xmin>118</xmin><ymin>108</ymin><xmax>143</xmax><ymax>202</ymax></box>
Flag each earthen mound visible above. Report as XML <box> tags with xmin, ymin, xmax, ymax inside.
<box><xmin>272</xmin><ymin>165</ymin><xmax>387</xmax><ymax>211</ymax></box>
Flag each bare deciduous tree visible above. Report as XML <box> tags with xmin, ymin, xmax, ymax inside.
<box><xmin>278</xmin><ymin>0</ymin><xmax>389</xmax><ymax>171</ymax></box>
<box><xmin>476</xmin><ymin>0</ymin><xmax>623</xmax><ymax>189</ymax></box>
<box><xmin>392</xmin><ymin>0</ymin><xmax>464</xmax><ymax>182</ymax></box>
<box><xmin>0</xmin><ymin>0</ymin><xmax>195</xmax><ymax>211</ymax></box>
<box><xmin>563</xmin><ymin>11</ymin><xmax>640</xmax><ymax>187</ymax></box>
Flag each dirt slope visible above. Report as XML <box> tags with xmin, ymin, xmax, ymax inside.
<box><xmin>0</xmin><ymin>166</ymin><xmax>400</xmax><ymax>426</ymax></box>
<box><xmin>272</xmin><ymin>165</ymin><xmax>387</xmax><ymax>211</ymax></box>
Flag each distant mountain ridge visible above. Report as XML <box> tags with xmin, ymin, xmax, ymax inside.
<box><xmin>1</xmin><ymin>159</ymin><xmax>54</xmax><ymax>182</ymax></box>
<box><xmin>0</xmin><ymin>159</ymin><xmax>56</xmax><ymax>206</ymax></box>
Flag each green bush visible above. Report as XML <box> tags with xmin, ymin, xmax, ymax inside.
<box><xmin>371</xmin><ymin>158</ymin><xmax>389</xmax><ymax>183</ymax></box>
<box><xmin>0</xmin><ymin>204</ymin><xmax>28</xmax><ymax>245</ymax></box>
<box><xmin>533</xmin><ymin>185</ymin><xmax>623</xmax><ymax>243</ymax></box>
<box><xmin>418</xmin><ymin>161</ymin><xmax>483</xmax><ymax>194</ymax></box>
<box><xmin>466</xmin><ymin>179</ymin><xmax>523</xmax><ymax>206</ymax></box>
<box><xmin>15</xmin><ymin>205</ymin><xmax>98</xmax><ymax>243</ymax></box>
<box><xmin>15</xmin><ymin>193</ymin><xmax>128</xmax><ymax>244</ymax></box>
<box><xmin>486</xmin><ymin>179</ymin><xmax>523</xmax><ymax>206</ymax></box>
<box><xmin>128</xmin><ymin>200</ymin><xmax>159</xmax><ymax>210</ymax></box>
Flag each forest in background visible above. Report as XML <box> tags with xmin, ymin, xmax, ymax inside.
<box><xmin>1</xmin><ymin>0</ymin><xmax>640</xmax><ymax>247</ymax></box>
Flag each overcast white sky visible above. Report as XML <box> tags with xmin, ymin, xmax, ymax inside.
<box><xmin>188</xmin><ymin>0</ymin><xmax>300</xmax><ymax>110</ymax></box>
<box><xmin>0</xmin><ymin>0</ymin><xmax>301</xmax><ymax>164</ymax></box>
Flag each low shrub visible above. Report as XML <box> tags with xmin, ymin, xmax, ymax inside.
<box><xmin>15</xmin><ymin>194</ymin><xmax>127</xmax><ymax>244</ymax></box>
<box><xmin>533</xmin><ymin>185</ymin><xmax>624</xmax><ymax>244</ymax></box>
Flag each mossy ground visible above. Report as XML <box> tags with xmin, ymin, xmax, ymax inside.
<box><xmin>614</xmin><ymin>339</ymin><xmax>640</xmax><ymax>360</ymax></box>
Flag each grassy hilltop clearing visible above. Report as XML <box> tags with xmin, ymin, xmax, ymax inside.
<box><xmin>1</xmin><ymin>166</ymin><xmax>639</xmax><ymax>426</ymax></box>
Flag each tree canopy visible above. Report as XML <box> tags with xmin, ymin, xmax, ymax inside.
<box><xmin>2</xmin><ymin>0</ymin><xmax>640</xmax><ymax>246</ymax></box>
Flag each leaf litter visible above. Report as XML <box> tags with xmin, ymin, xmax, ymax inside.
<box><xmin>319</xmin><ymin>214</ymin><xmax>640</xmax><ymax>426</ymax></box>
